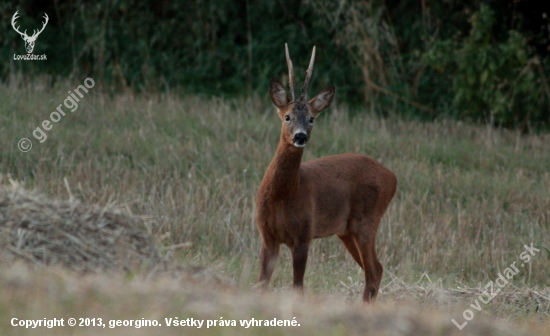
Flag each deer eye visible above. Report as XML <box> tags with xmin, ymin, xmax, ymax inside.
<box><xmin>285</xmin><ymin>115</ymin><xmax>290</xmax><ymax>121</ymax></box>
<box><xmin>309</xmin><ymin>117</ymin><xmax>314</xmax><ymax>124</ymax></box>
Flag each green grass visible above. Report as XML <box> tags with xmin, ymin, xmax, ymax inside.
<box><xmin>0</xmin><ymin>78</ymin><xmax>549</xmax><ymax>334</ymax></box>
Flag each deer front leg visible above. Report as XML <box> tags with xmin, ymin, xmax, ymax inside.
<box><xmin>258</xmin><ymin>241</ymin><xmax>280</xmax><ymax>290</ymax></box>
<box><xmin>292</xmin><ymin>242</ymin><xmax>309</xmax><ymax>291</ymax></box>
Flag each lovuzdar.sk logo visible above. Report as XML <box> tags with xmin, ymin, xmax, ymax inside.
<box><xmin>11</xmin><ymin>10</ymin><xmax>48</xmax><ymax>61</ymax></box>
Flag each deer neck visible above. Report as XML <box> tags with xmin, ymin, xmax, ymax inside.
<box><xmin>263</xmin><ymin>134</ymin><xmax>304</xmax><ymax>199</ymax></box>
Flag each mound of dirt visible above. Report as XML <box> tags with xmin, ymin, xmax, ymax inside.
<box><xmin>0</xmin><ymin>184</ymin><xmax>160</xmax><ymax>272</ymax></box>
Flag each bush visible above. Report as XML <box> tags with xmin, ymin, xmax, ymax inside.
<box><xmin>423</xmin><ymin>5</ymin><xmax>550</xmax><ymax>130</ymax></box>
<box><xmin>1</xmin><ymin>1</ymin><xmax>549</xmax><ymax>130</ymax></box>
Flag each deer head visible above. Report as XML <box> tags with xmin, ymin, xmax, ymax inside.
<box><xmin>269</xmin><ymin>44</ymin><xmax>335</xmax><ymax>148</ymax></box>
<box><xmin>11</xmin><ymin>11</ymin><xmax>49</xmax><ymax>54</ymax></box>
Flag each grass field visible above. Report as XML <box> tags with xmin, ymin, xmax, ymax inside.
<box><xmin>0</xmin><ymin>77</ymin><xmax>549</xmax><ymax>335</ymax></box>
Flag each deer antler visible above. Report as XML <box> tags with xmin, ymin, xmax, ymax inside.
<box><xmin>11</xmin><ymin>11</ymin><xmax>26</xmax><ymax>37</ymax></box>
<box><xmin>31</xmin><ymin>13</ymin><xmax>49</xmax><ymax>38</ymax></box>
<box><xmin>285</xmin><ymin>43</ymin><xmax>296</xmax><ymax>102</ymax></box>
<box><xmin>300</xmin><ymin>46</ymin><xmax>316</xmax><ymax>102</ymax></box>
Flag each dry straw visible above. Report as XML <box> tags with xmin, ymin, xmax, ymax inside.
<box><xmin>0</xmin><ymin>182</ymin><xmax>160</xmax><ymax>272</ymax></box>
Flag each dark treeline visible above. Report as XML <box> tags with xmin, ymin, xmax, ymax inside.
<box><xmin>1</xmin><ymin>0</ymin><xmax>549</xmax><ymax>130</ymax></box>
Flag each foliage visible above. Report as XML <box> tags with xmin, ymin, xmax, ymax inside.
<box><xmin>1</xmin><ymin>0</ymin><xmax>549</xmax><ymax>129</ymax></box>
<box><xmin>423</xmin><ymin>5</ymin><xmax>550</xmax><ymax>129</ymax></box>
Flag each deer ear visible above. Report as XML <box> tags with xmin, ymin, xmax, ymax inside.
<box><xmin>269</xmin><ymin>78</ymin><xmax>290</xmax><ymax>109</ymax></box>
<box><xmin>309</xmin><ymin>86</ymin><xmax>335</xmax><ymax>115</ymax></box>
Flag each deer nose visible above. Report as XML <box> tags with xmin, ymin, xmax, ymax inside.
<box><xmin>293</xmin><ymin>132</ymin><xmax>308</xmax><ymax>146</ymax></box>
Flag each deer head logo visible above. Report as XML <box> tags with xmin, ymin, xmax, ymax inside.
<box><xmin>11</xmin><ymin>10</ymin><xmax>49</xmax><ymax>54</ymax></box>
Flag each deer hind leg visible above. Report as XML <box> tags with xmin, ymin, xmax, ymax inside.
<box><xmin>291</xmin><ymin>242</ymin><xmax>309</xmax><ymax>291</ymax></box>
<box><xmin>258</xmin><ymin>241</ymin><xmax>280</xmax><ymax>290</ymax></box>
<box><xmin>337</xmin><ymin>233</ymin><xmax>364</xmax><ymax>270</ymax></box>
<box><xmin>354</xmin><ymin>227</ymin><xmax>383</xmax><ymax>303</ymax></box>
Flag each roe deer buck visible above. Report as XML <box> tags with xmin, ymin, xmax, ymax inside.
<box><xmin>255</xmin><ymin>44</ymin><xmax>397</xmax><ymax>302</ymax></box>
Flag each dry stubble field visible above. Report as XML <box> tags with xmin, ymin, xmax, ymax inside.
<box><xmin>0</xmin><ymin>77</ymin><xmax>549</xmax><ymax>335</ymax></box>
